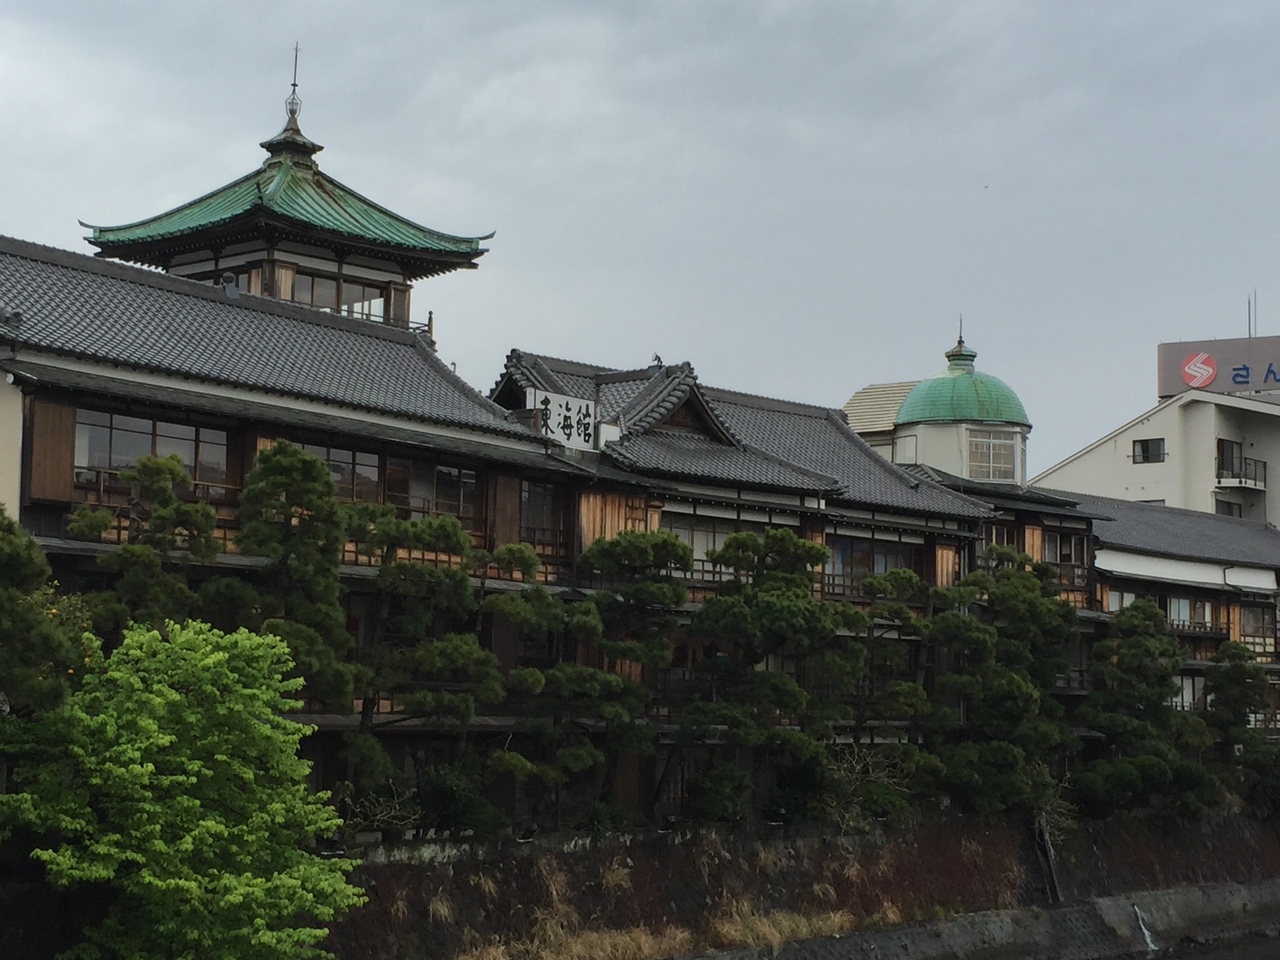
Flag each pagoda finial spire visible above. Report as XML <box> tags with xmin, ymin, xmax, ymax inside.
<box><xmin>261</xmin><ymin>42</ymin><xmax>323</xmax><ymax>160</ymax></box>
<box><xmin>286</xmin><ymin>43</ymin><xmax>302</xmax><ymax>122</ymax></box>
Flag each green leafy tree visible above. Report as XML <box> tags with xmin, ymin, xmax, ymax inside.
<box><xmin>1075</xmin><ymin>599</ymin><xmax>1216</xmax><ymax>818</ymax></box>
<box><xmin>492</xmin><ymin>533</ymin><xmax>689</xmax><ymax>824</ymax></box>
<box><xmin>67</xmin><ymin>455</ymin><xmax>220</xmax><ymax>638</ymax></box>
<box><xmin>236</xmin><ymin>443</ymin><xmax>353</xmax><ymax>709</ymax></box>
<box><xmin>1204</xmin><ymin>641</ymin><xmax>1278</xmax><ymax>815</ymax></box>
<box><xmin>0</xmin><ymin>507</ymin><xmax>85</xmax><ymax>716</ymax></box>
<box><xmin>0</xmin><ymin>621</ymin><xmax>364</xmax><ymax>959</ymax></box>
<box><xmin>680</xmin><ymin>528</ymin><xmax>863</xmax><ymax>822</ymax></box>
<box><xmin>343</xmin><ymin>505</ymin><xmax>505</xmax><ymax>789</ymax></box>
<box><xmin>919</xmin><ymin>549</ymin><xmax>1078</xmax><ymax>816</ymax></box>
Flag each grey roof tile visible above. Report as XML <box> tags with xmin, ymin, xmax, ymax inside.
<box><xmin>501</xmin><ymin>351</ymin><xmax>989</xmax><ymax>519</ymax></box>
<box><xmin>0</xmin><ymin>236</ymin><xmax>531</xmax><ymax>439</ymax></box>
<box><xmin>605</xmin><ymin>433</ymin><xmax>834</xmax><ymax>493</ymax></box>
<box><xmin>1051</xmin><ymin>490</ymin><xmax>1280</xmax><ymax>569</ymax></box>
<box><xmin>705</xmin><ymin>388</ymin><xmax>990</xmax><ymax>518</ymax></box>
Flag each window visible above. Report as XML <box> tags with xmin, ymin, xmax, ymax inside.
<box><xmin>1218</xmin><ymin>438</ymin><xmax>1244</xmax><ymax>478</ymax></box>
<box><xmin>74</xmin><ymin>409</ymin><xmax>229</xmax><ymax>500</ymax></box>
<box><xmin>1132</xmin><ymin>438</ymin><xmax>1165</xmax><ymax>463</ymax></box>
<box><xmin>875</xmin><ymin>541</ymin><xmax>923</xmax><ymax>574</ymax></box>
<box><xmin>1043</xmin><ymin>531</ymin><xmax>1086</xmax><ymax>566</ymax></box>
<box><xmin>1166</xmin><ymin>597</ymin><xmax>1212</xmax><ymax>627</ymax></box>
<box><xmin>1042</xmin><ymin>531</ymin><xmax>1088</xmax><ymax>586</ymax></box>
<box><xmin>824</xmin><ymin>534</ymin><xmax>924</xmax><ymax>592</ymax></box>
<box><xmin>827</xmin><ymin>536</ymin><xmax>872</xmax><ymax>582</ymax></box>
<box><xmin>1215</xmin><ymin>498</ymin><xmax>1243</xmax><ymax>518</ymax></box>
<box><xmin>1240</xmin><ymin>606</ymin><xmax>1277</xmax><ymax>659</ymax></box>
<box><xmin>301</xmin><ymin>443</ymin><xmax>380</xmax><ymax>503</ymax></box>
<box><xmin>340</xmin><ymin>280</ymin><xmax>386</xmax><ymax>321</ymax></box>
<box><xmin>1107</xmin><ymin>589</ymin><xmax>1136</xmax><ymax>612</ymax></box>
<box><xmin>968</xmin><ymin>429</ymin><xmax>1018</xmax><ymax>481</ymax></box>
<box><xmin>1172</xmin><ymin>674</ymin><xmax>1209</xmax><ymax>712</ymax></box>
<box><xmin>661</xmin><ymin>512</ymin><xmax>768</xmax><ymax>580</ymax></box>
<box><xmin>1242</xmin><ymin>606</ymin><xmax>1276</xmax><ymax>638</ymax></box>
<box><xmin>289</xmin><ymin>269</ymin><xmax>386</xmax><ymax>319</ymax></box>
<box><xmin>522</xmin><ymin>481</ymin><xmax>571</xmax><ymax>558</ymax></box>
<box><xmin>384</xmin><ymin>457</ymin><xmax>482</xmax><ymax>531</ymax></box>
<box><xmin>983</xmin><ymin>524</ymin><xmax>1017</xmax><ymax>550</ymax></box>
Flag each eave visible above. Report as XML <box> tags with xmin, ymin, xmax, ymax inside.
<box><xmin>87</xmin><ymin>209</ymin><xmax>487</xmax><ymax>280</ymax></box>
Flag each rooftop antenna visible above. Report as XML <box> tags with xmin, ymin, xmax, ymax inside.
<box><xmin>958</xmin><ymin>313</ymin><xmax>964</xmax><ymax>345</ymax></box>
<box><xmin>286</xmin><ymin>42</ymin><xmax>302</xmax><ymax>121</ymax></box>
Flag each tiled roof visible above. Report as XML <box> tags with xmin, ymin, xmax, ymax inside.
<box><xmin>0</xmin><ymin>237</ymin><xmax>531</xmax><ymax>440</ymax></box>
<box><xmin>1060</xmin><ymin>491</ymin><xmax>1280</xmax><ymax>568</ymax></box>
<box><xmin>899</xmin><ymin>466</ymin><xmax>1100</xmax><ymax>518</ymax></box>
<box><xmin>498</xmin><ymin>351</ymin><xmax>991</xmax><ymax>519</ymax></box>
<box><xmin>605</xmin><ymin>433</ymin><xmax>836</xmax><ymax>493</ymax></box>
<box><xmin>495</xmin><ymin>350</ymin><xmax>613</xmax><ymax>402</ymax></box>
<box><xmin>843</xmin><ymin>381</ymin><xmax>919</xmax><ymax>434</ymax></box>
<box><xmin>86</xmin><ymin>120</ymin><xmax>487</xmax><ymax>259</ymax></box>
<box><xmin>704</xmin><ymin>388</ymin><xmax>991</xmax><ymax>518</ymax></box>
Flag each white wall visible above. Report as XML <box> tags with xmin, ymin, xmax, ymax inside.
<box><xmin>1096</xmin><ymin>548</ymin><xmax>1277</xmax><ymax>591</ymax></box>
<box><xmin>0</xmin><ymin>376</ymin><xmax>22</xmax><ymax>517</ymax></box>
<box><xmin>1037</xmin><ymin>402</ymin><xmax>1184</xmax><ymax>502</ymax></box>
<box><xmin>895</xmin><ymin>422</ymin><xmax>966</xmax><ymax>476</ymax></box>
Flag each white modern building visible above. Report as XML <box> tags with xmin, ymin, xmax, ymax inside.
<box><xmin>1034</xmin><ymin>336</ymin><xmax>1280</xmax><ymax>522</ymax></box>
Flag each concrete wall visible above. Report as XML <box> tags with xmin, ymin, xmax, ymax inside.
<box><xmin>748</xmin><ymin>881</ymin><xmax>1280</xmax><ymax>960</ymax></box>
<box><xmin>1037</xmin><ymin>401</ymin><xmax>1186</xmax><ymax>505</ymax></box>
<box><xmin>0</xmin><ymin>376</ymin><xmax>23</xmax><ymax>517</ymax></box>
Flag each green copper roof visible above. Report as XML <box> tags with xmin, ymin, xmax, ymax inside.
<box><xmin>85</xmin><ymin>112</ymin><xmax>487</xmax><ymax>256</ymax></box>
<box><xmin>895</xmin><ymin>340</ymin><xmax>1030</xmax><ymax>427</ymax></box>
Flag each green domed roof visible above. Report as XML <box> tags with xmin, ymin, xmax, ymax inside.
<box><xmin>895</xmin><ymin>340</ymin><xmax>1030</xmax><ymax>427</ymax></box>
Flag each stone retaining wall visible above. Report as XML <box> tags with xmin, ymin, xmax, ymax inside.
<box><xmin>704</xmin><ymin>881</ymin><xmax>1280</xmax><ymax>960</ymax></box>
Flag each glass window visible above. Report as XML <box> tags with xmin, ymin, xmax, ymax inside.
<box><xmin>1107</xmin><ymin>589</ymin><xmax>1136</xmax><ymax>612</ymax></box>
<box><xmin>1216</xmin><ymin>498</ymin><xmax>1243</xmax><ymax>518</ymax></box>
<box><xmin>1043</xmin><ymin>531</ymin><xmax>1086</xmax><ymax>566</ymax></box>
<box><xmin>968</xmin><ymin>429</ymin><xmax>1018</xmax><ymax>481</ymax></box>
<box><xmin>1242</xmin><ymin>606</ymin><xmax>1276</xmax><ymax>638</ymax></box>
<box><xmin>1132</xmin><ymin>438</ymin><xmax>1165</xmax><ymax>463</ymax></box>
<box><xmin>312</xmin><ymin>276</ymin><xmax>337</xmax><ymax>312</ymax></box>
<box><xmin>522</xmin><ymin>481</ymin><xmax>570</xmax><ymax>559</ymax></box>
<box><xmin>874</xmin><ymin>541</ymin><xmax>923</xmax><ymax>575</ymax></box>
<box><xmin>983</xmin><ymin>524</ymin><xmax>1017</xmax><ymax>550</ymax></box>
<box><xmin>828</xmin><ymin>536</ymin><xmax>873</xmax><ymax>581</ymax></box>
<box><xmin>1172</xmin><ymin>674</ymin><xmax>1208</xmax><ymax>712</ymax></box>
<box><xmin>382</xmin><ymin>454</ymin><xmax>482</xmax><ymax>530</ymax></box>
<box><xmin>73</xmin><ymin>409</ymin><xmax>233</xmax><ymax>500</ymax></box>
<box><xmin>340</xmin><ymin>280</ymin><xmax>386</xmax><ymax>320</ymax></box>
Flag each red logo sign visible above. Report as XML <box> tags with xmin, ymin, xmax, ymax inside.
<box><xmin>1182</xmin><ymin>352</ymin><xmax>1217</xmax><ymax>388</ymax></box>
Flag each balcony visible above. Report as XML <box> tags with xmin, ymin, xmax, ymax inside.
<box><xmin>1216</xmin><ymin>456</ymin><xmax>1267</xmax><ymax>490</ymax></box>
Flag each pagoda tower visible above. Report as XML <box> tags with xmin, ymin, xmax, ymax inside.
<box><xmin>82</xmin><ymin>82</ymin><xmax>490</xmax><ymax>328</ymax></box>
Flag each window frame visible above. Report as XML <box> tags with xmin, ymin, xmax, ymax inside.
<box><xmin>73</xmin><ymin>408</ymin><xmax>232</xmax><ymax>501</ymax></box>
<box><xmin>1132</xmin><ymin>437</ymin><xmax>1166</xmax><ymax>464</ymax></box>
<box><xmin>967</xmin><ymin>428</ymin><xmax>1019</xmax><ymax>482</ymax></box>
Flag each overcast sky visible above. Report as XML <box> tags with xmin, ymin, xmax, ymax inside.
<box><xmin>4</xmin><ymin>2</ymin><xmax>1280</xmax><ymax>474</ymax></box>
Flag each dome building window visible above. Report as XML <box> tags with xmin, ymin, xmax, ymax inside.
<box><xmin>892</xmin><ymin>337</ymin><xmax>1032</xmax><ymax>486</ymax></box>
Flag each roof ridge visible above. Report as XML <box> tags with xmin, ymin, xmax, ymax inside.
<box><xmin>0</xmin><ymin>235</ymin><xmax>426</xmax><ymax>347</ymax></box>
<box><xmin>703</xmin><ymin>384</ymin><xmax>838</xmax><ymax>417</ymax></box>
<box><xmin>619</xmin><ymin>365</ymin><xmax>695</xmax><ymax>433</ymax></box>
<box><xmin>410</xmin><ymin>335</ymin><xmax>532</xmax><ymax>428</ymax></box>
<box><xmin>515</xmin><ymin>350</ymin><xmax>620</xmax><ymax>378</ymax></box>
<box><xmin>736</xmin><ymin>439</ymin><xmax>840</xmax><ymax>488</ymax></box>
